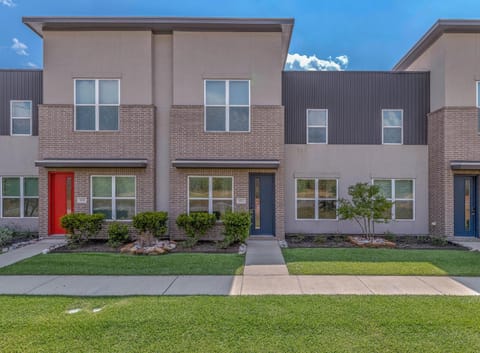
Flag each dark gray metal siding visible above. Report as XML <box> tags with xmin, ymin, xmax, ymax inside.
<box><xmin>282</xmin><ymin>71</ymin><xmax>430</xmax><ymax>145</ymax></box>
<box><xmin>0</xmin><ymin>70</ymin><xmax>42</xmax><ymax>136</ymax></box>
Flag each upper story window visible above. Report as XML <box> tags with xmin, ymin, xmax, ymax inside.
<box><xmin>382</xmin><ymin>109</ymin><xmax>403</xmax><ymax>144</ymax></box>
<box><xmin>373</xmin><ymin>179</ymin><xmax>414</xmax><ymax>220</ymax></box>
<box><xmin>10</xmin><ymin>100</ymin><xmax>32</xmax><ymax>136</ymax></box>
<box><xmin>75</xmin><ymin>79</ymin><xmax>120</xmax><ymax>131</ymax></box>
<box><xmin>204</xmin><ymin>80</ymin><xmax>250</xmax><ymax>132</ymax></box>
<box><xmin>307</xmin><ymin>109</ymin><xmax>328</xmax><ymax>144</ymax></box>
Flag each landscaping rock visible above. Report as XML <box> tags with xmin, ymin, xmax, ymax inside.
<box><xmin>238</xmin><ymin>243</ymin><xmax>247</xmax><ymax>255</ymax></box>
<box><xmin>348</xmin><ymin>236</ymin><xmax>396</xmax><ymax>248</ymax></box>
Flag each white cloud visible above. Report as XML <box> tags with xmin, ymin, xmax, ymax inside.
<box><xmin>1</xmin><ymin>0</ymin><xmax>16</xmax><ymax>7</ymax></box>
<box><xmin>285</xmin><ymin>53</ymin><xmax>349</xmax><ymax>71</ymax></box>
<box><xmin>11</xmin><ymin>38</ymin><xmax>28</xmax><ymax>56</ymax></box>
<box><xmin>26</xmin><ymin>62</ymin><xmax>38</xmax><ymax>68</ymax></box>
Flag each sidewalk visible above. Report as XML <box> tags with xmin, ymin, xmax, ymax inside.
<box><xmin>0</xmin><ymin>237</ymin><xmax>65</xmax><ymax>268</ymax></box>
<box><xmin>0</xmin><ymin>238</ymin><xmax>479</xmax><ymax>296</ymax></box>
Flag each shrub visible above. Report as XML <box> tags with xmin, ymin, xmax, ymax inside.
<box><xmin>107</xmin><ymin>222</ymin><xmax>130</xmax><ymax>247</ymax></box>
<box><xmin>337</xmin><ymin>182</ymin><xmax>392</xmax><ymax>240</ymax></box>
<box><xmin>60</xmin><ymin>213</ymin><xmax>105</xmax><ymax>245</ymax></box>
<box><xmin>221</xmin><ymin>211</ymin><xmax>251</xmax><ymax>248</ymax></box>
<box><xmin>176</xmin><ymin>212</ymin><xmax>216</xmax><ymax>247</ymax></box>
<box><xmin>0</xmin><ymin>227</ymin><xmax>14</xmax><ymax>247</ymax></box>
<box><xmin>132</xmin><ymin>211</ymin><xmax>168</xmax><ymax>238</ymax></box>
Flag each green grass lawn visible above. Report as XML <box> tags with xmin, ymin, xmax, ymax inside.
<box><xmin>283</xmin><ymin>248</ymin><xmax>480</xmax><ymax>276</ymax></box>
<box><xmin>1</xmin><ymin>295</ymin><xmax>480</xmax><ymax>352</ymax></box>
<box><xmin>0</xmin><ymin>252</ymin><xmax>244</xmax><ymax>275</ymax></box>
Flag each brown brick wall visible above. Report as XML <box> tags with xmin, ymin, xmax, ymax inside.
<box><xmin>169</xmin><ymin>106</ymin><xmax>285</xmax><ymax>240</ymax></box>
<box><xmin>428</xmin><ymin>107</ymin><xmax>480</xmax><ymax>237</ymax></box>
<box><xmin>38</xmin><ymin>105</ymin><xmax>155</xmax><ymax>237</ymax></box>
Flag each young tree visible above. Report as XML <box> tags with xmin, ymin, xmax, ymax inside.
<box><xmin>337</xmin><ymin>182</ymin><xmax>392</xmax><ymax>240</ymax></box>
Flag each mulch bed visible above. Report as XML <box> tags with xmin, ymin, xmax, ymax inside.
<box><xmin>52</xmin><ymin>239</ymin><xmax>240</xmax><ymax>254</ymax></box>
<box><xmin>286</xmin><ymin>234</ymin><xmax>467</xmax><ymax>250</ymax></box>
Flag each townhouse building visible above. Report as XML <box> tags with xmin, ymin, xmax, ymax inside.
<box><xmin>0</xmin><ymin>17</ymin><xmax>479</xmax><ymax>240</ymax></box>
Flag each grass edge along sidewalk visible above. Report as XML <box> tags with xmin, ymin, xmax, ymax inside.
<box><xmin>283</xmin><ymin>248</ymin><xmax>480</xmax><ymax>276</ymax></box>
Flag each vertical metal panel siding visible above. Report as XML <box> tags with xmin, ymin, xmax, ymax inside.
<box><xmin>282</xmin><ymin>71</ymin><xmax>430</xmax><ymax>145</ymax></box>
<box><xmin>0</xmin><ymin>70</ymin><xmax>43</xmax><ymax>136</ymax></box>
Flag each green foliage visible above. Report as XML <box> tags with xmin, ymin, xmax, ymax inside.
<box><xmin>176</xmin><ymin>212</ymin><xmax>216</xmax><ymax>247</ymax></box>
<box><xmin>221</xmin><ymin>211</ymin><xmax>251</xmax><ymax>248</ymax></box>
<box><xmin>0</xmin><ymin>227</ymin><xmax>14</xmax><ymax>247</ymax></box>
<box><xmin>337</xmin><ymin>182</ymin><xmax>392</xmax><ymax>239</ymax></box>
<box><xmin>132</xmin><ymin>211</ymin><xmax>168</xmax><ymax>238</ymax></box>
<box><xmin>107</xmin><ymin>222</ymin><xmax>130</xmax><ymax>247</ymax></box>
<box><xmin>60</xmin><ymin>213</ymin><xmax>105</xmax><ymax>245</ymax></box>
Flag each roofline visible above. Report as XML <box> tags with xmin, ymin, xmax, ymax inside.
<box><xmin>22</xmin><ymin>16</ymin><xmax>294</xmax><ymax>37</ymax></box>
<box><xmin>393</xmin><ymin>19</ymin><xmax>480</xmax><ymax>71</ymax></box>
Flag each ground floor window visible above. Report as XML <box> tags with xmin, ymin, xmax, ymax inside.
<box><xmin>0</xmin><ymin>176</ymin><xmax>38</xmax><ymax>218</ymax></box>
<box><xmin>188</xmin><ymin>176</ymin><xmax>233</xmax><ymax>220</ymax></box>
<box><xmin>373</xmin><ymin>179</ymin><xmax>415</xmax><ymax>220</ymax></box>
<box><xmin>296</xmin><ymin>178</ymin><xmax>337</xmax><ymax>220</ymax></box>
<box><xmin>91</xmin><ymin>176</ymin><xmax>136</xmax><ymax>220</ymax></box>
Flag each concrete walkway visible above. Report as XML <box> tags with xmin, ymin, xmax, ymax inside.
<box><xmin>0</xmin><ymin>237</ymin><xmax>66</xmax><ymax>268</ymax></box>
<box><xmin>0</xmin><ymin>275</ymin><xmax>478</xmax><ymax>296</ymax></box>
<box><xmin>448</xmin><ymin>237</ymin><xmax>480</xmax><ymax>251</ymax></box>
<box><xmin>0</xmin><ymin>237</ymin><xmax>479</xmax><ymax>296</ymax></box>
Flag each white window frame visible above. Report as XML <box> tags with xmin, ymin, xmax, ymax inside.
<box><xmin>10</xmin><ymin>100</ymin><xmax>32</xmax><ymax>136</ymax></box>
<box><xmin>204</xmin><ymin>80</ymin><xmax>251</xmax><ymax>132</ymax></box>
<box><xmin>90</xmin><ymin>175</ymin><xmax>136</xmax><ymax>221</ymax></box>
<box><xmin>187</xmin><ymin>176</ymin><xmax>234</xmax><ymax>217</ymax></box>
<box><xmin>306</xmin><ymin>109</ymin><xmax>328</xmax><ymax>144</ymax></box>
<box><xmin>295</xmin><ymin>178</ymin><xmax>338</xmax><ymax>220</ymax></box>
<box><xmin>382</xmin><ymin>109</ymin><xmax>403</xmax><ymax>145</ymax></box>
<box><xmin>74</xmin><ymin>79</ymin><xmax>121</xmax><ymax>132</ymax></box>
<box><xmin>372</xmin><ymin>178</ymin><xmax>415</xmax><ymax>221</ymax></box>
<box><xmin>0</xmin><ymin>176</ymin><xmax>39</xmax><ymax>218</ymax></box>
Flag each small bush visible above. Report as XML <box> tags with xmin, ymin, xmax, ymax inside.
<box><xmin>0</xmin><ymin>227</ymin><xmax>14</xmax><ymax>247</ymax></box>
<box><xmin>221</xmin><ymin>211</ymin><xmax>251</xmax><ymax>248</ymax></box>
<box><xmin>132</xmin><ymin>211</ymin><xmax>168</xmax><ymax>238</ymax></box>
<box><xmin>107</xmin><ymin>222</ymin><xmax>130</xmax><ymax>247</ymax></box>
<box><xmin>176</xmin><ymin>212</ymin><xmax>216</xmax><ymax>247</ymax></box>
<box><xmin>60</xmin><ymin>213</ymin><xmax>105</xmax><ymax>245</ymax></box>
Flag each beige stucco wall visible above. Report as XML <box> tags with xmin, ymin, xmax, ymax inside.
<box><xmin>172</xmin><ymin>31</ymin><xmax>283</xmax><ymax>105</ymax></box>
<box><xmin>407</xmin><ymin>37</ymin><xmax>445</xmax><ymax>112</ymax></box>
<box><xmin>407</xmin><ymin>33</ymin><xmax>480</xmax><ymax>111</ymax></box>
<box><xmin>43</xmin><ymin>30</ymin><xmax>153</xmax><ymax>105</ymax></box>
<box><xmin>153</xmin><ymin>34</ymin><xmax>173</xmax><ymax>211</ymax></box>
<box><xmin>285</xmin><ymin>145</ymin><xmax>429</xmax><ymax>235</ymax></box>
<box><xmin>0</xmin><ymin>137</ymin><xmax>38</xmax><ymax>175</ymax></box>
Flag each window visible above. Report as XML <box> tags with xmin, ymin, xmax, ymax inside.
<box><xmin>296</xmin><ymin>178</ymin><xmax>337</xmax><ymax>220</ymax></box>
<box><xmin>91</xmin><ymin>176</ymin><xmax>135</xmax><ymax>220</ymax></box>
<box><xmin>75</xmin><ymin>79</ymin><xmax>120</xmax><ymax>131</ymax></box>
<box><xmin>188</xmin><ymin>176</ymin><xmax>233</xmax><ymax>220</ymax></box>
<box><xmin>10</xmin><ymin>100</ymin><xmax>32</xmax><ymax>136</ymax></box>
<box><xmin>373</xmin><ymin>179</ymin><xmax>414</xmax><ymax>220</ymax></box>
<box><xmin>0</xmin><ymin>177</ymin><xmax>38</xmax><ymax>218</ymax></box>
<box><xmin>307</xmin><ymin>109</ymin><xmax>328</xmax><ymax>144</ymax></box>
<box><xmin>382</xmin><ymin>109</ymin><xmax>403</xmax><ymax>144</ymax></box>
<box><xmin>204</xmin><ymin>80</ymin><xmax>250</xmax><ymax>132</ymax></box>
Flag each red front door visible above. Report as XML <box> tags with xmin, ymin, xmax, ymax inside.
<box><xmin>49</xmin><ymin>172</ymin><xmax>74</xmax><ymax>235</ymax></box>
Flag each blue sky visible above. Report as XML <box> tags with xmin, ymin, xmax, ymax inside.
<box><xmin>1</xmin><ymin>0</ymin><xmax>480</xmax><ymax>70</ymax></box>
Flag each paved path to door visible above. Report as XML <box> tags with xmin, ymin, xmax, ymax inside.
<box><xmin>0</xmin><ymin>237</ymin><xmax>66</xmax><ymax>269</ymax></box>
<box><xmin>0</xmin><ymin>238</ymin><xmax>479</xmax><ymax>296</ymax></box>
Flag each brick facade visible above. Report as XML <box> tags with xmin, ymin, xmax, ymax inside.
<box><xmin>169</xmin><ymin>105</ymin><xmax>285</xmax><ymax>240</ymax></box>
<box><xmin>37</xmin><ymin>105</ymin><xmax>155</xmax><ymax>236</ymax></box>
<box><xmin>428</xmin><ymin>107</ymin><xmax>480</xmax><ymax>237</ymax></box>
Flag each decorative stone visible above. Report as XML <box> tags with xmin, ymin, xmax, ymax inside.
<box><xmin>278</xmin><ymin>240</ymin><xmax>288</xmax><ymax>248</ymax></box>
<box><xmin>238</xmin><ymin>244</ymin><xmax>247</xmax><ymax>255</ymax></box>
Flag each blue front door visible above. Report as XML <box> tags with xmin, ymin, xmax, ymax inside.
<box><xmin>454</xmin><ymin>175</ymin><xmax>477</xmax><ymax>237</ymax></box>
<box><xmin>249</xmin><ymin>174</ymin><xmax>275</xmax><ymax>236</ymax></box>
